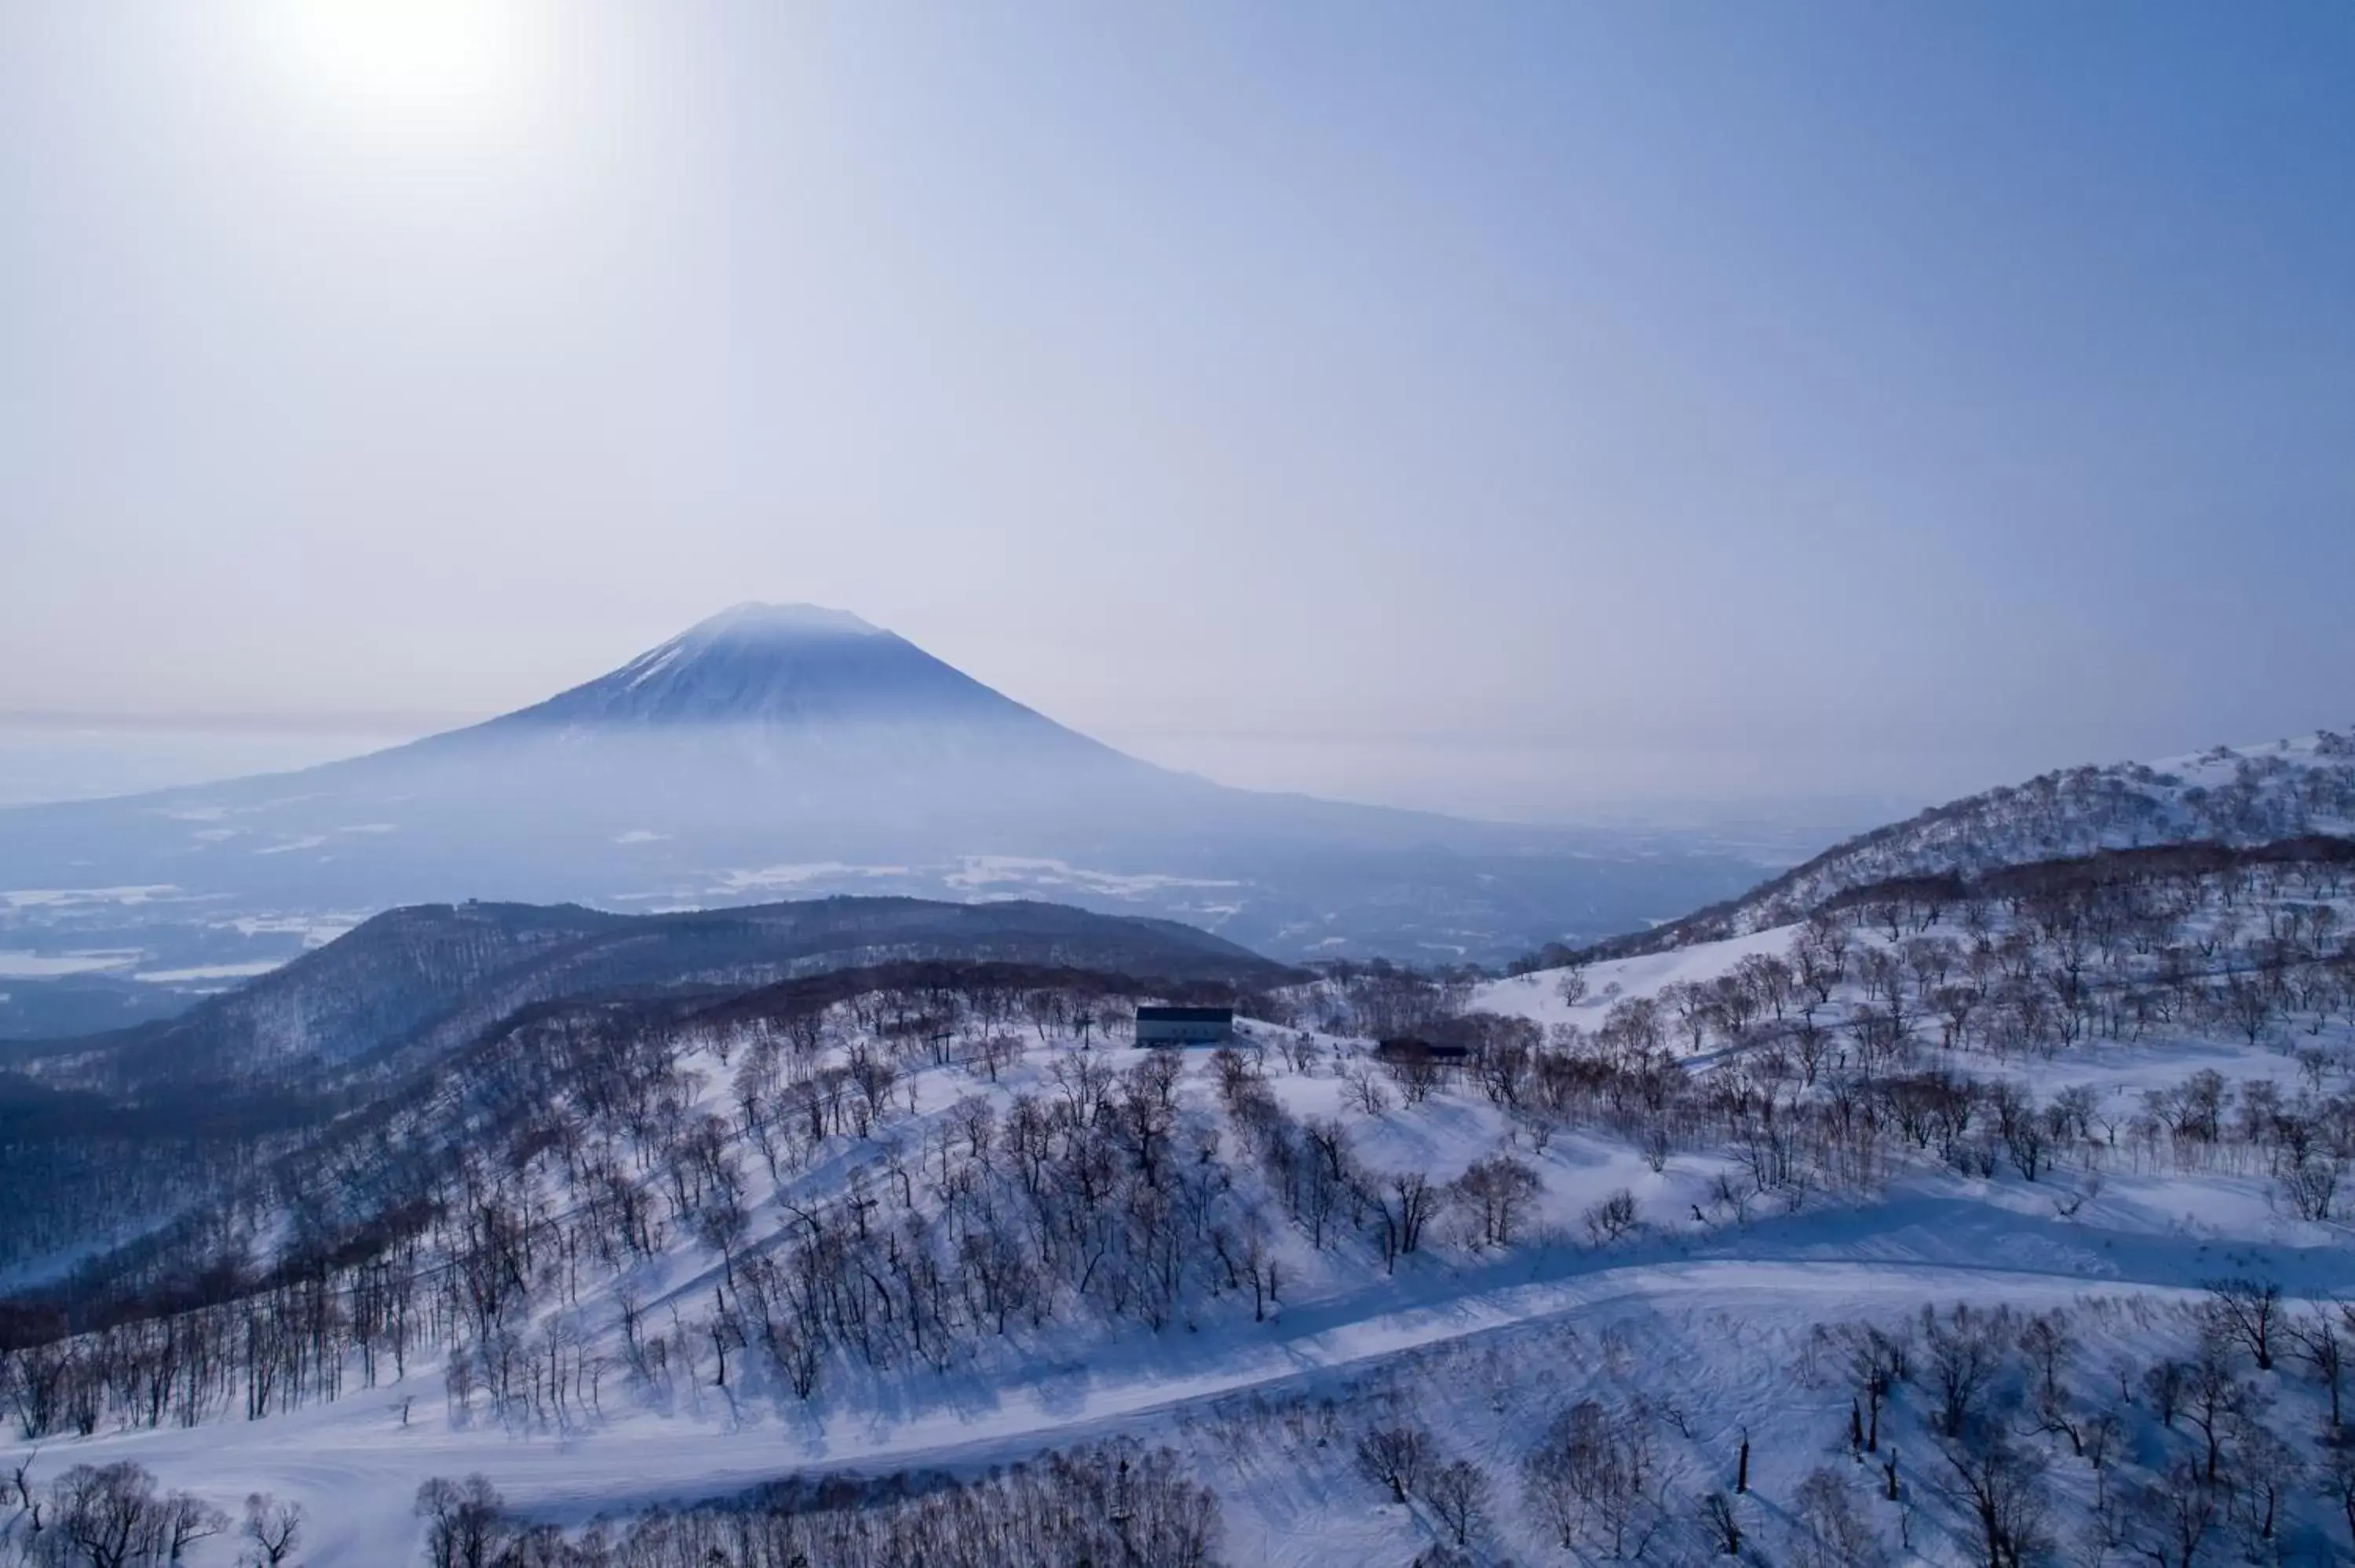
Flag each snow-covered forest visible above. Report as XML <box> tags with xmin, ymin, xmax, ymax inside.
<box><xmin>11</xmin><ymin>0</ymin><xmax>2349</xmax><ymax>1554</ymax></box>
<box><xmin>5</xmin><ymin>820</ymin><xmax>2355</xmax><ymax>1563</ymax></box>
<box><xmin>1574</xmin><ymin>735</ymin><xmax>2355</xmax><ymax>961</ymax></box>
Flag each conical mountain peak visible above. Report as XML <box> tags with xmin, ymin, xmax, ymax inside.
<box><xmin>687</xmin><ymin>602</ymin><xmax>885</xmax><ymax>642</ymax></box>
<box><xmin>488</xmin><ymin>605</ymin><xmax>1069</xmax><ymax>732</ymax></box>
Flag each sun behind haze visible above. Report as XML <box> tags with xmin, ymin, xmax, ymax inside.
<box><xmin>2</xmin><ymin>2</ymin><xmax>2350</xmax><ymax>819</ymax></box>
<box><xmin>243</xmin><ymin>0</ymin><xmax>553</xmax><ymax>139</ymax></box>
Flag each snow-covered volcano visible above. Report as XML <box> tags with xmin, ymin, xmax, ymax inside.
<box><xmin>0</xmin><ymin>608</ymin><xmax>1773</xmax><ymax>968</ymax></box>
<box><xmin>488</xmin><ymin>603</ymin><xmax>1105</xmax><ymax>741</ymax></box>
<box><xmin>309</xmin><ymin>603</ymin><xmax>1149</xmax><ymax>842</ymax></box>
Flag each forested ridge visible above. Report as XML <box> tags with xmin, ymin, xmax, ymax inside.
<box><xmin>5</xmin><ymin>826</ymin><xmax>2355</xmax><ymax>1563</ymax></box>
<box><xmin>1555</xmin><ymin>733</ymin><xmax>2355</xmax><ymax>968</ymax></box>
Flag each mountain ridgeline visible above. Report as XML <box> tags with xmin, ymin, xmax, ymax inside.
<box><xmin>6</xmin><ymin>895</ymin><xmax>1297</xmax><ymax>1092</ymax></box>
<box><xmin>8</xmin><ymin>715</ymin><xmax>2355</xmax><ymax>1566</ymax></box>
<box><xmin>1561</xmin><ymin>730</ymin><xmax>2355</xmax><ymax>962</ymax></box>
<box><xmin>0</xmin><ymin>895</ymin><xmax>1300</xmax><ymax>1293</ymax></box>
<box><xmin>0</xmin><ymin>604</ymin><xmax>1777</xmax><ymax>973</ymax></box>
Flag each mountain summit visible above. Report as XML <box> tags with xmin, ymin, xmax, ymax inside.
<box><xmin>0</xmin><ymin>607</ymin><xmax>1772</xmax><ymax>968</ymax></box>
<box><xmin>490</xmin><ymin>603</ymin><xmax>1055</xmax><ymax>731</ymax></box>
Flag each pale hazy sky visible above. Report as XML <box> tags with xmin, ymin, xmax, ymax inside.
<box><xmin>2</xmin><ymin>3</ymin><xmax>2350</xmax><ymax>820</ymax></box>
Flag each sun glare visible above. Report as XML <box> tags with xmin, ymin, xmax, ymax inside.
<box><xmin>251</xmin><ymin>0</ymin><xmax>544</xmax><ymax>137</ymax></box>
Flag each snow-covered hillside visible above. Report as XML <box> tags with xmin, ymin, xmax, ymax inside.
<box><xmin>7</xmin><ymin>834</ymin><xmax>2355</xmax><ymax>1564</ymax></box>
<box><xmin>1594</xmin><ymin>731</ymin><xmax>2355</xmax><ymax>957</ymax></box>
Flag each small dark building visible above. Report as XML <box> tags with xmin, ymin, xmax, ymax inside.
<box><xmin>1374</xmin><ymin>1036</ymin><xmax>1470</xmax><ymax>1065</ymax></box>
<box><xmin>1135</xmin><ymin>1005</ymin><xmax>1235</xmax><ymax>1047</ymax></box>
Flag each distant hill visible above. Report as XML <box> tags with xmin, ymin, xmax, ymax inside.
<box><xmin>1572</xmin><ymin>730</ymin><xmax>2355</xmax><ymax>960</ymax></box>
<box><xmin>9</xmin><ymin>894</ymin><xmax>1297</xmax><ymax>1089</ymax></box>
<box><xmin>0</xmin><ymin>604</ymin><xmax>1777</xmax><ymax>968</ymax></box>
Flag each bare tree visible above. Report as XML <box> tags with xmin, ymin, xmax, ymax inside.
<box><xmin>2015</xmin><ymin>1311</ymin><xmax>2072</xmax><ymax>1408</ymax></box>
<box><xmin>416</xmin><ymin>1475</ymin><xmax>512</xmax><ymax>1568</ymax></box>
<box><xmin>1697</xmin><ymin>1490</ymin><xmax>1742</xmax><ymax>1556</ymax></box>
<box><xmin>1452</xmin><ymin>1154</ymin><xmax>1543</xmax><ymax>1248</ymax></box>
<box><xmin>2325</xmin><ymin>1440</ymin><xmax>2355</xmax><ymax>1557</ymax></box>
<box><xmin>2224</xmin><ymin>1413</ymin><xmax>2297</xmax><ymax>1557</ymax></box>
<box><xmin>1356</xmin><ymin>1424</ymin><xmax>1430</xmax><ymax>1504</ymax></box>
<box><xmin>1342</xmin><ymin>1063</ymin><xmax>1391</xmax><ymax>1117</ymax></box>
<box><xmin>2176</xmin><ymin>1337</ymin><xmax>2249</xmax><ymax>1485</ymax></box>
<box><xmin>1921</xmin><ymin>1302</ymin><xmax>2005</xmax><ymax>1436</ymax></box>
<box><xmin>1793</xmin><ymin>1466</ymin><xmax>1882</xmax><ymax>1568</ymax></box>
<box><xmin>2201</xmin><ymin>1278</ymin><xmax>2282</xmax><ymax>1371</ymax></box>
<box><xmin>1371</xmin><ymin>1172</ymin><xmax>1441</xmax><ymax>1267</ymax></box>
<box><xmin>240</xmin><ymin>1492</ymin><xmax>303</xmax><ymax>1567</ymax></box>
<box><xmin>2120</xmin><ymin>1459</ymin><xmax>2217</xmax><ymax>1568</ymax></box>
<box><xmin>161</xmin><ymin>1490</ymin><xmax>228</xmax><ymax>1561</ymax></box>
<box><xmin>1522</xmin><ymin>1399</ymin><xmax>1664</xmax><ymax>1558</ymax></box>
<box><xmin>1582</xmin><ymin>1188</ymin><xmax>1641</xmax><ymax>1248</ymax></box>
<box><xmin>1832</xmin><ymin>1322</ymin><xmax>1909</xmax><ymax>1453</ymax></box>
<box><xmin>2280</xmin><ymin>1154</ymin><xmax>2342</xmax><ymax>1220</ymax></box>
<box><xmin>1425</xmin><ymin>1458</ymin><xmax>1489</xmax><ymax>1547</ymax></box>
<box><xmin>52</xmin><ymin>1462</ymin><xmax>159</xmax><ymax>1568</ymax></box>
<box><xmin>1935</xmin><ymin>1432</ymin><xmax>2049</xmax><ymax>1568</ymax></box>
<box><xmin>2286</xmin><ymin>1305</ymin><xmax>2347</xmax><ymax>1431</ymax></box>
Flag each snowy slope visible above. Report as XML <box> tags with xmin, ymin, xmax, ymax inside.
<box><xmin>1589</xmin><ymin>730</ymin><xmax>2355</xmax><ymax>956</ymax></box>
<box><xmin>10</xmin><ymin>733</ymin><xmax>2355</xmax><ymax>1565</ymax></box>
<box><xmin>11</xmin><ymin>842</ymin><xmax>2355</xmax><ymax>1565</ymax></box>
